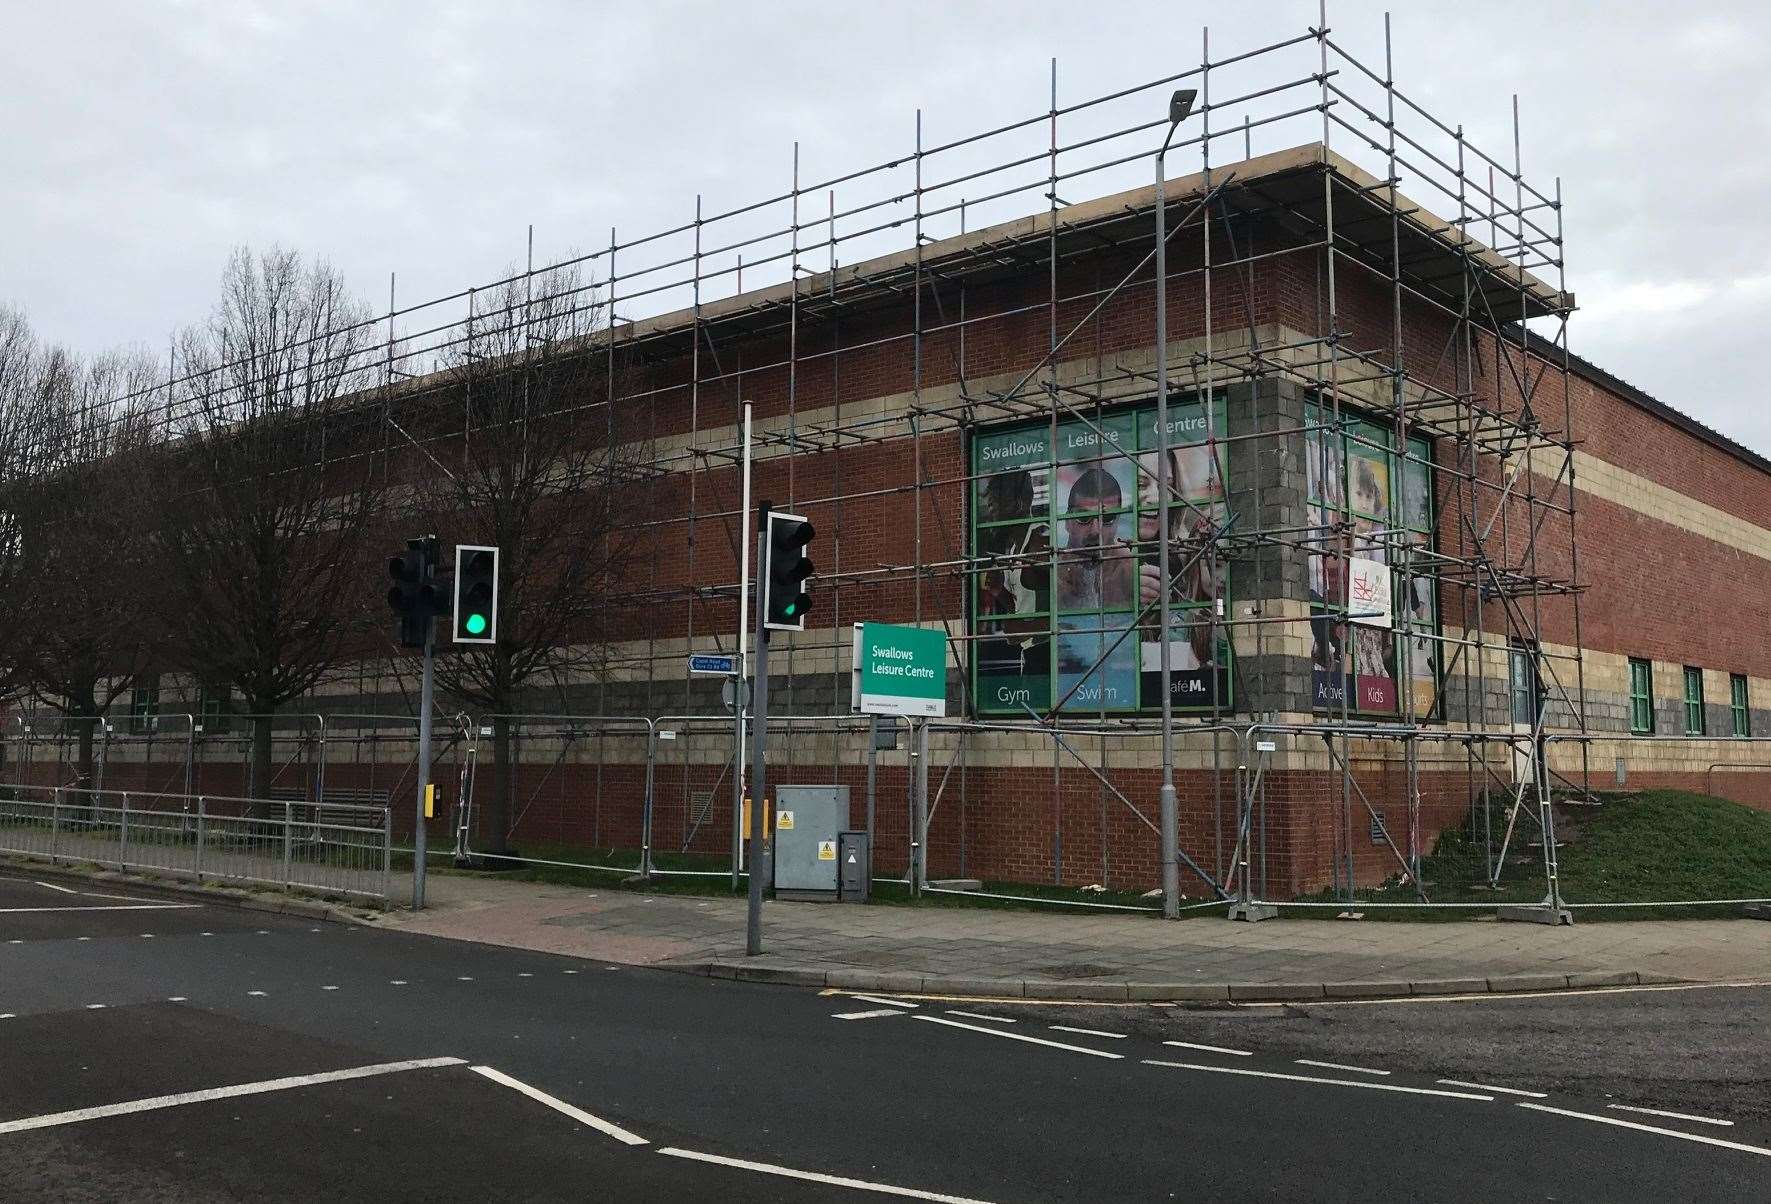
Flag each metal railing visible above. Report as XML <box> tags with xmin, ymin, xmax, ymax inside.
<box><xmin>0</xmin><ymin>783</ymin><xmax>392</xmax><ymax>903</ymax></box>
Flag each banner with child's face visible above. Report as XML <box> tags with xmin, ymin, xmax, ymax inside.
<box><xmin>972</xmin><ymin>395</ymin><xmax>1230</xmax><ymax>716</ymax></box>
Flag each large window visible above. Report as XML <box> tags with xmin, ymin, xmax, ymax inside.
<box><xmin>1683</xmin><ymin>667</ymin><xmax>1706</xmax><ymax>736</ymax></box>
<box><xmin>1732</xmin><ymin>673</ymin><xmax>1751</xmax><ymax>737</ymax></box>
<box><xmin>129</xmin><ymin>678</ymin><xmax>159</xmax><ymax>735</ymax></box>
<box><xmin>970</xmin><ymin>395</ymin><xmax>1230</xmax><ymax>716</ymax></box>
<box><xmin>1305</xmin><ymin>402</ymin><xmax>1438</xmax><ymax>717</ymax></box>
<box><xmin>1628</xmin><ymin>658</ymin><xmax>1654</xmax><ymax>734</ymax></box>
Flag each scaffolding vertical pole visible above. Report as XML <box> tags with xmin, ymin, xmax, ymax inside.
<box><xmin>1154</xmin><ymin>74</ymin><xmax>1181</xmax><ymax>920</ymax></box>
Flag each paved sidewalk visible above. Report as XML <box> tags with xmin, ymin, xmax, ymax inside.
<box><xmin>366</xmin><ymin>874</ymin><xmax>1771</xmax><ymax>1001</ymax></box>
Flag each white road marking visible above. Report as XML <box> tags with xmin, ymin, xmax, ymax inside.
<box><xmin>563</xmin><ymin>970</ymin><xmax>578</xmax><ymax>975</ymax></box>
<box><xmin>0</xmin><ymin>1014</ymin><xmax>13</xmax><ymax>1020</ymax></box>
<box><xmin>32</xmin><ymin>881</ymin><xmax>77</xmax><ymax>894</ymax></box>
<box><xmin>167</xmin><ymin>997</ymin><xmax>187</xmax><ymax>1003</ymax></box>
<box><xmin>201</xmin><ymin>932</ymin><xmax>213</xmax><ymax>937</ymax></box>
<box><xmin>517</xmin><ymin>972</ymin><xmax>533</xmax><ymax>978</ymax></box>
<box><xmin>1051</xmin><ymin>1026</ymin><xmax>1126</xmax><ymax>1040</ymax></box>
<box><xmin>1296</xmin><ymin>1059</ymin><xmax>1391</xmax><ymax>1077</ymax></box>
<box><xmin>1144</xmin><ymin>1059</ymin><xmax>1492</xmax><ymax>1100</ymax></box>
<box><xmin>247</xmin><ymin>991</ymin><xmax>266</xmax><ymax>997</ymax></box>
<box><xmin>139</xmin><ymin>934</ymin><xmax>154</xmax><ymax>939</ymax></box>
<box><xmin>390</xmin><ymin>980</ymin><xmax>407</xmax><ymax>986</ymax></box>
<box><xmin>1163</xmin><ymin>1040</ymin><xmax>1252</xmax><ymax>1057</ymax></box>
<box><xmin>1436</xmin><ymin>1079</ymin><xmax>1547</xmax><ymax>1098</ymax></box>
<box><xmin>849</xmin><ymin>995</ymin><xmax>917</xmax><ymax>1010</ymax></box>
<box><xmin>85</xmin><ymin>1004</ymin><xmax>105</xmax><ymax>1010</ymax></box>
<box><xmin>656</xmin><ymin>1147</ymin><xmax>999</xmax><ymax>1204</ymax></box>
<box><xmin>470</xmin><ymin>1065</ymin><xmax>647</xmax><ymax>1146</ymax></box>
<box><xmin>6</xmin><ymin>939</ymin><xmax>20</xmax><ymax>945</ymax></box>
<box><xmin>75</xmin><ymin>937</ymin><xmax>90</xmax><ymax>942</ymax></box>
<box><xmin>0</xmin><ymin>1057</ymin><xmax>466</xmax><ymax>1135</ymax></box>
<box><xmin>0</xmin><ymin>905</ymin><xmax>201</xmax><ymax>914</ymax></box>
<box><xmin>1518</xmin><ymin>1102</ymin><xmax>1770</xmax><ymax>1157</ymax></box>
<box><xmin>255</xmin><ymin>930</ymin><xmax>269</xmax><ymax>935</ymax></box>
<box><xmin>457</xmin><ymin>976</ymin><xmax>474</xmax><ymax>982</ymax></box>
<box><xmin>1609</xmin><ymin>1104</ymin><xmax>1735</xmax><ymax>1127</ymax></box>
<box><xmin>945</xmin><ymin>1010</ymin><xmax>1015</xmax><ymax>1025</ymax></box>
<box><xmin>833</xmin><ymin>1009</ymin><xmax>906</xmax><ymax>1021</ymax></box>
<box><xmin>321</xmin><ymin>986</ymin><xmax>339</xmax><ymax>992</ymax></box>
<box><xmin>915</xmin><ymin>1015</ymin><xmax>1123</xmax><ymax>1059</ymax></box>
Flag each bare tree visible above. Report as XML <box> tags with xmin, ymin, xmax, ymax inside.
<box><xmin>19</xmin><ymin>347</ymin><xmax>164</xmax><ymax>786</ymax></box>
<box><xmin>416</xmin><ymin>261</ymin><xmax>649</xmax><ymax>856</ymax></box>
<box><xmin>0</xmin><ymin>304</ymin><xmax>51</xmax><ymax>703</ymax></box>
<box><xmin>153</xmin><ymin>247</ymin><xmax>382</xmax><ymax>801</ymax></box>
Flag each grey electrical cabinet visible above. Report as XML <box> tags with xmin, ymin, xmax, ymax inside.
<box><xmin>838</xmin><ymin>831</ymin><xmax>870</xmax><ymax>902</ymax></box>
<box><xmin>772</xmin><ymin>784</ymin><xmax>849</xmax><ymax>901</ymax></box>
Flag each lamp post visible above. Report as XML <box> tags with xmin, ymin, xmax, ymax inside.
<box><xmin>1154</xmin><ymin>87</ymin><xmax>1197</xmax><ymax>921</ymax></box>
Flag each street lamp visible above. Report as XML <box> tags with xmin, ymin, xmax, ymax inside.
<box><xmin>1154</xmin><ymin>86</ymin><xmax>1197</xmax><ymax>921</ymax></box>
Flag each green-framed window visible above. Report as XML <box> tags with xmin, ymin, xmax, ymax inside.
<box><xmin>969</xmin><ymin>394</ymin><xmax>1230</xmax><ymax>716</ymax></box>
<box><xmin>1628</xmin><ymin>658</ymin><xmax>1654</xmax><ymax>734</ymax></box>
<box><xmin>1683</xmin><ymin>667</ymin><xmax>1705</xmax><ymax>736</ymax></box>
<box><xmin>129</xmin><ymin>679</ymin><xmax>159</xmax><ymax>735</ymax></box>
<box><xmin>1509</xmin><ymin>643</ymin><xmax>1538</xmax><ymax>727</ymax></box>
<box><xmin>198</xmin><ymin>682</ymin><xmax>233</xmax><ymax>734</ymax></box>
<box><xmin>1305</xmin><ymin>401</ymin><xmax>1439</xmax><ymax>718</ymax></box>
<box><xmin>1731</xmin><ymin>673</ymin><xmax>1751</xmax><ymax>737</ymax></box>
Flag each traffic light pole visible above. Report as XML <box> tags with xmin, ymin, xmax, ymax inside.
<box><xmin>745</xmin><ymin>522</ymin><xmax>770</xmax><ymax>956</ymax></box>
<box><xmin>413</xmin><ymin>623</ymin><xmax>435</xmax><ymax>910</ymax></box>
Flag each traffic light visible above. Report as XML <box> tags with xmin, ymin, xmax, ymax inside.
<box><xmin>453</xmin><ymin>545</ymin><xmax>499</xmax><ymax>644</ymax></box>
<box><xmin>387</xmin><ymin>536</ymin><xmax>441</xmax><ymax>649</ymax></box>
<box><xmin>763</xmin><ymin>509</ymin><xmax>814</xmax><ymax>631</ymax></box>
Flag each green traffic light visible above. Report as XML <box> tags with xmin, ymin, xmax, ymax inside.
<box><xmin>465</xmin><ymin>613</ymin><xmax>488</xmax><ymax>635</ymax></box>
<box><xmin>784</xmin><ymin>602</ymin><xmax>797</xmax><ymax>616</ymax></box>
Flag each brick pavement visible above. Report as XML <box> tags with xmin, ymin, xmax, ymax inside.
<box><xmin>367</xmin><ymin>873</ymin><xmax>1771</xmax><ymax>1000</ymax></box>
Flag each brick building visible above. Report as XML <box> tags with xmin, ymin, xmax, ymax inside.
<box><xmin>26</xmin><ymin>46</ymin><xmax>1771</xmax><ymax>908</ymax></box>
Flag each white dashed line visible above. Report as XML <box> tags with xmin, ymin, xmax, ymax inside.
<box><xmin>255</xmin><ymin>930</ymin><xmax>269</xmax><ymax>935</ymax></box>
<box><xmin>201</xmin><ymin>932</ymin><xmax>213</xmax><ymax>937</ymax></box>
<box><xmin>470</xmin><ymin>1066</ymin><xmax>648</xmax><ymax>1146</ymax></box>
<box><xmin>390</xmin><ymin>980</ymin><xmax>408</xmax><ymax>986</ymax></box>
<box><xmin>76</xmin><ymin>937</ymin><xmax>91</xmax><ymax>942</ymax></box>
<box><xmin>1051</xmin><ymin>1025</ymin><xmax>1126</xmax><ymax>1040</ymax></box>
<box><xmin>0</xmin><ymin>1057</ymin><xmax>467</xmax><ymax>1135</ymax></box>
<box><xmin>0</xmin><ymin>1014</ymin><xmax>13</xmax><ymax>1020</ymax></box>
<box><xmin>1163</xmin><ymin>1040</ymin><xmax>1253</xmax><ymax>1057</ymax></box>
<box><xmin>33</xmin><ymin>881</ymin><xmax>77</xmax><ymax>894</ymax></box>
<box><xmin>915</xmin><ymin>1015</ymin><xmax>1123</xmax><ymax>1059</ymax></box>
<box><xmin>0</xmin><ymin>905</ymin><xmax>199</xmax><ymax>914</ymax></box>
<box><xmin>849</xmin><ymin>995</ymin><xmax>917</xmax><ymax>1010</ymax></box>
<box><xmin>1436</xmin><ymin>1079</ymin><xmax>1547</xmax><ymax>1098</ymax></box>
<box><xmin>139</xmin><ymin>934</ymin><xmax>154</xmax><ymax>939</ymax></box>
<box><xmin>1609</xmin><ymin>1104</ymin><xmax>1735</xmax><ymax>1127</ymax></box>
<box><xmin>247</xmin><ymin>991</ymin><xmax>266</xmax><ymax>997</ymax></box>
<box><xmin>518</xmin><ymin>972</ymin><xmax>533</xmax><ymax>978</ymax></box>
<box><xmin>833</xmin><ymin>1009</ymin><xmax>906</xmax><ymax>1021</ymax></box>
<box><xmin>1295</xmin><ymin>1059</ymin><xmax>1390</xmax><ymax>1077</ymax></box>
<box><xmin>945</xmin><ymin>1010</ymin><xmax>1014</xmax><ymax>1025</ymax></box>
<box><xmin>167</xmin><ymin>997</ymin><xmax>187</xmax><ymax>1003</ymax></box>
<box><xmin>85</xmin><ymin>1004</ymin><xmax>106</xmax><ymax>1010</ymax></box>
<box><xmin>1518</xmin><ymin>1102</ymin><xmax>1769</xmax><ymax>1156</ymax></box>
<box><xmin>457</xmin><ymin>976</ymin><xmax>474</xmax><ymax>982</ymax></box>
<box><xmin>655</xmin><ymin>1147</ymin><xmax>998</xmax><ymax>1203</ymax></box>
<box><xmin>563</xmin><ymin>970</ymin><xmax>578</xmax><ymax>975</ymax></box>
<box><xmin>1145</xmin><ymin>1059</ymin><xmax>1490</xmax><ymax>1100</ymax></box>
<box><xmin>321</xmin><ymin>986</ymin><xmax>339</xmax><ymax>991</ymax></box>
<box><xmin>6</xmin><ymin>939</ymin><xmax>21</xmax><ymax>945</ymax></box>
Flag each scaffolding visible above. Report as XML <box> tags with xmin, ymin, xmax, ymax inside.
<box><xmin>59</xmin><ymin>4</ymin><xmax>1615</xmax><ymax>911</ymax></box>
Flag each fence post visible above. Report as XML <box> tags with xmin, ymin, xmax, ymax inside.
<box><xmin>283</xmin><ymin>798</ymin><xmax>294</xmax><ymax>889</ymax></box>
<box><xmin>119</xmin><ymin>791</ymin><xmax>129</xmax><ymax>871</ymax></box>
<box><xmin>51</xmin><ymin>786</ymin><xmax>61</xmax><ymax>862</ymax></box>
<box><xmin>639</xmin><ymin>722</ymin><xmax>657</xmax><ymax>878</ymax></box>
<box><xmin>381</xmin><ymin>803</ymin><xmax>393</xmax><ymax>904</ymax></box>
<box><xmin>195</xmin><ymin>796</ymin><xmax>207</xmax><ymax>882</ymax></box>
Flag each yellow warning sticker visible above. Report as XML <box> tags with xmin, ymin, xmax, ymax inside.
<box><xmin>777</xmin><ymin>810</ymin><xmax>795</xmax><ymax>831</ymax></box>
<box><xmin>817</xmin><ymin>840</ymin><xmax>837</xmax><ymax>861</ymax></box>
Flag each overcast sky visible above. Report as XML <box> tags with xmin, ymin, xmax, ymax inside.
<box><xmin>7</xmin><ymin>1</ymin><xmax>1770</xmax><ymax>451</ymax></box>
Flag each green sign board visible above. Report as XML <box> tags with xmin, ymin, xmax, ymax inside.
<box><xmin>853</xmin><ymin>622</ymin><xmax>948</xmax><ymax>718</ymax></box>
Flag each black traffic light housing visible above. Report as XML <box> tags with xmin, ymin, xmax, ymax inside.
<box><xmin>762</xmin><ymin>509</ymin><xmax>814</xmax><ymax>631</ymax></box>
<box><xmin>387</xmin><ymin>535</ymin><xmax>442</xmax><ymax>649</ymax></box>
<box><xmin>453</xmin><ymin>545</ymin><xmax>499</xmax><ymax>645</ymax></box>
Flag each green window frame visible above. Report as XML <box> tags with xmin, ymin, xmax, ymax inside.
<box><xmin>969</xmin><ymin>394</ymin><xmax>1230</xmax><ymax>717</ymax></box>
<box><xmin>198</xmin><ymin>683</ymin><xmax>233</xmax><ymax>734</ymax></box>
<box><xmin>1683</xmin><ymin>667</ymin><xmax>1705</xmax><ymax>736</ymax></box>
<box><xmin>129</xmin><ymin>679</ymin><xmax>160</xmax><ymax>735</ymax></box>
<box><xmin>1731</xmin><ymin>673</ymin><xmax>1750</xmax><ymax>738</ymax></box>
<box><xmin>1305</xmin><ymin>400</ymin><xmax>1439</xmax><ymax>719</ymax></box>
<box><xmin>1508</xmin><ymin>643</ymin><xmax>1538</xmax><ymax>727</ymax></box>
<box><xmin>1627</xmin><ymin>658</ymin><xmax>1654</xmax><ymax>734</ymax></box>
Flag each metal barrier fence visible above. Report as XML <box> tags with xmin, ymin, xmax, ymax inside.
<box><xmin>0</xmin><ymin>783</ymin><xmax>392</xmax><ymax>903</ymax></box>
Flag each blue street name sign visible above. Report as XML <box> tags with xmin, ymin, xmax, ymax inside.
<box><xmin>689</xmin><ymin>654</ymin><xmax>737</xmax><ymax>675</ymax></box>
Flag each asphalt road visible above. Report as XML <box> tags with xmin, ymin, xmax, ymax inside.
<box><xmin>4</xmin><ymin>871</ymin><xmax>1770</xmax><ymax>1202</ymax></box>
